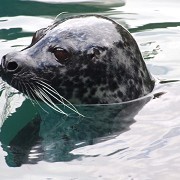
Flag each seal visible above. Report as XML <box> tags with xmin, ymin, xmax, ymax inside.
<box><xmin>0</xmin><ymin>15</ymin><xmax>154</xmax><ymax>107</ymax></box>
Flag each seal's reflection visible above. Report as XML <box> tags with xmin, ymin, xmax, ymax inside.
<box><xmin>1</xmin><ymin>96</ymin><xmax>151</xmax><ymax>167</ymax></box>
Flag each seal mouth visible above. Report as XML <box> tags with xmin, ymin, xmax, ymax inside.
<box><xmin>7</xmin><ymin>73</ymin><xmax>84</xmax><ymax>117</ymax></box>
<box><xmin>0</xmin><ymin>60</ymin><xmax>83</xmax><ymax>117</ymax></box>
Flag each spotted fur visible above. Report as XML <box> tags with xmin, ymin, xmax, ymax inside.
<box><xmin>0</xmin><ymin>15</ymin><xmax>154</xmax><ymax>104</ymax></box>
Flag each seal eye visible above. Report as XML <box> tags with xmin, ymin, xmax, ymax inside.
<box><xmin>53</xmin><ymin>48</ymin><xmax>70</xmax><ymax>63</ymax></box>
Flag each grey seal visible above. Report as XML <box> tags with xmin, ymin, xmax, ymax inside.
<box><xmin>0</xmin><ymin>15</ymin><xmax>154</xmax><ymax>107</ymax></box>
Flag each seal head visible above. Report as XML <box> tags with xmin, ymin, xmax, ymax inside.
<box><xmin>0</xmin><ymin>15</ymin><xmax>154</xmax><ymax>104</ymax></box>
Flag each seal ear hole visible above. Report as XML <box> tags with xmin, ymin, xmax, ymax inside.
<box><xmin>88</xmin><ymin>48</ymin><xmax>101</xmax><ymax>59</ymax></box>
<box><xmin>93</xmin><ymin>48</ymin><xmax>100</xmax><ymax>56</ymax></box>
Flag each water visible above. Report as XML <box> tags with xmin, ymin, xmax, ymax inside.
<box><xmin>1</xmin><ymin>0</ymin><xmax>180</xmax><ymax>179</ymax></box>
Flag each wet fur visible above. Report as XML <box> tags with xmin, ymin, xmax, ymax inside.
<box><xmin>0</xmin><ymin>15</ymin><xmax>154</xmax><ymax>114</ymax></box>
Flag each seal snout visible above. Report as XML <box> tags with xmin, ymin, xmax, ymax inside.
<box><xmin>1</xmin><ymin>53</ymin><xmax>22</xmax><ymax>74</ymax></box>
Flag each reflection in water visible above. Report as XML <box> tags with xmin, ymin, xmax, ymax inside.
<box><xmin>129</xmin><ymin>22</ymin><xmax>180</xmax><ymax>34</ymax></box>
<box><xmin>0</xmin><ymin>28</ymin><xmax>32</xmax><ymax>41</ymax></box>
<box><xmin>0</xmin><ymin>0</ymin><xmax>125</xmax><ymax>17</ymax></box>
<box><xmin>141</xmin><ymin>41</ymin><xmax>161</xmax><ymax>60</ymax></box>
<box><xmin>0</xmin><ymin>95</ymin><xmax>151</xmax><ymax>167</ymax></box>
<box><xmin>27</xmin><ymin>0</ymin><xmax>125</xmax><ymax>6</ymax></box>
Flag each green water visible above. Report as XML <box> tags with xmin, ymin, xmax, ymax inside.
<box><xmin>1</xmin><ymin>0</ymin><xmax>180</xmax><ymax>179</ymax></box>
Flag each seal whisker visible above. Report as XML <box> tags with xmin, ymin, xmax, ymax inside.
<box><xmin>14</xmin><ymin>78</ymin><xmax>19</xmax><ymax>91</ymax></box>
<box><xmin>36</xmin><ymin>82</ymin><xmax>79</xmax><ymax>114</ymax></box>
<box><xmin>21</xmin><ymin>81</ymin><xmax>36</xmax><ymax>107</ymax></box>
<box><xmin>37</xmin><ymin>88</ymin><xmax>68</xmax><ymax>115</ymax></box>
<box><xmin>19</xmin><ymin>80</ymin><xmax>36</xmax><ymax>108</ymax></box>
<box><xmin>54</xmin><ymin>12</ymin><xmax>68</xmax><ymax>23</ymax></box>
<box><xmin>34</xmin><ymin>86</ymin><xmax>68</xmax><ymax>115</ymax></box>
<box><xmin>10</xmin><ymin>76</ymin><xmax>16</xmax><ymax>87</ymax></box>
<box><xmin>15</xmin><ymin>79</ymin><xmax>24</xmax><ymax>96</ymax></box>
<box><xmin>19</xmin><ymin>81</ymin><xmax>26</xmax><ymax>96</ymax></box>
<box><xmin>36</xmin><ymin>80</ymin><xmax>64</xmax><ymax>102</ymax></box>
<box><xmin>28</xmin><ymin>83</ymin><xmax>49</xmax><ymax>113</ymax></box>
<box><xmin>19</xmin><ymin>79</ymin><xmax>41</xmax><ymax>110</ymax></box>
<box><xmin>41</xmin><ymin>85</ymin><xmax>83</xmax><ymax>116</ymax></box>
<box><xmin>35</xmin><ymin>80</ymin><xmax>83</xmax><ymax>116</ymax></box>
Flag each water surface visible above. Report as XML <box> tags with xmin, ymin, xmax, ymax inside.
<box><xmin>0</xmin><ymin>0</ymin><xmax>180</xmax><ymax>179</ymax></box>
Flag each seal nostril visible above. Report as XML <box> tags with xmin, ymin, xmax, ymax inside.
<box><xmin>7</xmin><ymin>61</ymin><xmax>19</xmax><ymax>72</ymax></box>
